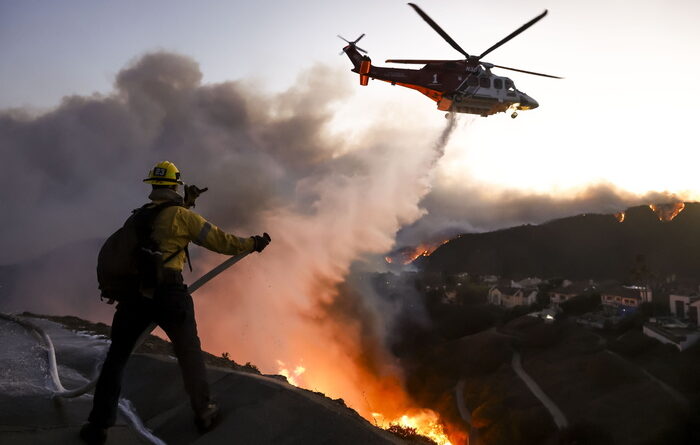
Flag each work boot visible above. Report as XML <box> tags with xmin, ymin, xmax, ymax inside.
<box><xmin>79</xmin><ymin>423</ymin><xmax>107</xmax><ymax>445</ymax></box>
<box><xmin>195</xmin><ymin>402</ymin><xmax>220</xmax><ymax>433</ymax></box>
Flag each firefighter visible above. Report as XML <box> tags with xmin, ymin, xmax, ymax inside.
<box><xmin>80</xmin><ymin>161</ymin><xmax>270</xmax><ymax>444</ymax></box>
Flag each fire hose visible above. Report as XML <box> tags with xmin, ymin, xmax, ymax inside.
<box><xmin>0</xmin><ymin>250</ymin><xmax>251</xmax><ymax>399</ymax></box>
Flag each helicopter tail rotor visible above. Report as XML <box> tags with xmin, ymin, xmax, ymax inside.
<box><xmin>338</xmin><ymin>34</ymin><xmax>367</xmax><ymax>55</ymax></box>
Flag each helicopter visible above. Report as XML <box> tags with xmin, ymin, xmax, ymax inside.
<box><xmin>340</xmin><ymin>3</ymin><xmax>562</xmax><ymax>118</ymax></box>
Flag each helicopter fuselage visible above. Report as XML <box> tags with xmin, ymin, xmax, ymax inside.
<box><xmin>344</xmin><ymin>46</ymin><xmax>537</xmax><ymax>117</ymax></box>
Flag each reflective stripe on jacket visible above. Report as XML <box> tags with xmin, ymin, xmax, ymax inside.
<box><xmin>150</xmin><ymin>193</ymin><xmax>255</xmax><ymax>271</ymax></box>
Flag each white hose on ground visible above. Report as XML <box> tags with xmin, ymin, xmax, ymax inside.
<box><xmin>118</xmin><ymin>398</ymin><xmax>168</xmax><ymax>445</ymax></box>
<box><xmin>0</xmin><ymin>312</ymin><xmax>100</xmax><ymax>398</ymax></box>
<box><xmin>0</xmin><ymin>250</ymin><xmax>251</xmax><ymax>440</ymax></box>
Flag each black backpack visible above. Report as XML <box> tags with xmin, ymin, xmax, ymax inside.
<box><xmin>97</xmin><ymin>202</ymin><xmax>182</xmax><ymax>303</ymax></box>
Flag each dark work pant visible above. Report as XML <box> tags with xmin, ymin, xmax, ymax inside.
<box><xmin>88</xmin><ymin>281</ymin><xmax>210</xmax><ymax>428</ymax></box>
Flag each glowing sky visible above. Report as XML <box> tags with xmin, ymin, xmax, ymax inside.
<box><xmin>2</xmin><ymin>0</ymin><xmax>699</xmax><ymax>198</ymax></box>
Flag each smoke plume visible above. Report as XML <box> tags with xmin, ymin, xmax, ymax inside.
<box><xmin>0</xmin><ymin>51</ymin><xmax>460</xmax><ymax>435</ymax></box>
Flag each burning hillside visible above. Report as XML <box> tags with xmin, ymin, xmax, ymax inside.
<box><xmin>649</xmin><ymin>202</ymin><xmax>686</xmax><ymax>221</ymax></box>
<box><xmin>386</xmin><ymin>239</ymin><xmax>453</xmax><ymax>265</ymax></box>
<box><xmin>375</xmin><ymin>411</ymin><xmax>457</xmax><ymax>445</ymax></box>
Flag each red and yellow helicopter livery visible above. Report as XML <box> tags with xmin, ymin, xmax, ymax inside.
<box><xmin>341</xmin><ymin>3</ymin><xmax>562</xmax><ymax>118</ymax></box>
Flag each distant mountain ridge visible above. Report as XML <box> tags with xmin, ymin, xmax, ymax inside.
<box><xmin>420</xmin><ymin>202</ymin><xmax>700</xmax><ymax>281</ymax></box>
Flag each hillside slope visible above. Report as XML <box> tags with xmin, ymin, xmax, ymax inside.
<box><xmin>0</xmin><ymin>315</ymin><xmax>405</xmax><ymax>445</ymax></box>
<box><xmin>422</xmin><ymin>203</ymin><xmax>700</xmax><ymax>280</ymax></box>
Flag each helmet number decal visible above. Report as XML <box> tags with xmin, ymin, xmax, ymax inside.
<box><xmin>153</xmin><ymin>167</ymin><xmax>167</xmax><ymax>177</ymax></box>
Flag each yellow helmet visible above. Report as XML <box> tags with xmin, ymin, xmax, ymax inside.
<box><xmin>143</xmin><ymin>161</ymin><xmax>184</xmax><ymax>185</ymax></box>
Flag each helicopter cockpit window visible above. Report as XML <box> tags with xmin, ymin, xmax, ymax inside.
<box><xmin>494</xmin><ymin>79</ymin><xmax>503</xmax><ymax>89</ymax></box>
<box><xmin>505</xmin><ymin>79</ymin><xmax>515</xmax><ymax>91</ymax></box>
<box><xmin>479</xmin><ymin>77</ymin><xmax>490</xmax><ymax>88</ymax></box>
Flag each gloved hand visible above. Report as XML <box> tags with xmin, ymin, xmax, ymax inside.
<box><xmin>252</xmin><ymin>232</ymin><xmax>271</xmax><ymax>253</ymax></box>
<box><xmin>184</xmin><ymin>184</ymin><xmax>209</xmax><ymax>208</ymax></box>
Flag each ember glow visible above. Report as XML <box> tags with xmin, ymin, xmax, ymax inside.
<box><xmin>614</xmin><ymin>212</ymin><xmax>625</xmax><ymax>223</ymax></box>
<box><xmin>277</xmin><ymin>360</ymin><xmax>306</xmax><ymax>387</ymax></box>
<box><xmin>649</xmin><ymin>202</ymin><xmax>686</xmax><ymax>221</ymax></box>
<box><xmin>386</xmin><ymin>239</ymin><xmax>451</xmax><ymax>265</ymax></box>
<box><xmin>373</xmin><ymin>410</ymin><xmax>456</xmax><ymax>445</ymax></box>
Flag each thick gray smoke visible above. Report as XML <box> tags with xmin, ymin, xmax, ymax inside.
<box><xmin>0</xmin><ymin>50</ymin><xmax>450</xmax><ymax>361</ymax></box>
<box><xmin>0</xmin><ymin>51</ymin><xmax>462</xmax><ymax>426</ymax></box>
<box><xmin>0</xmin><ymin>52</ymin><xmax>350</xmax><ymax>264</ymax></box>
<box><xmin>0</xmin><ymin>51</ymin><xmax>671</xmax><ymax>265</ymax></box>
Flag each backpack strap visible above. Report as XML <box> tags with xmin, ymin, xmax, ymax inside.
<box><xmin>185</xmin><ymin>246</ymin><xmax>193</xmax><ymax>272</ymax></box>
<box><xmin>149</xmin><ymin>201</ymin><xmax>193</xmax><ymax>272</ymax></box>
<box><xmin>162</xmin><ymin>248</ymin><xmax>183</xmax><ymax>266</ymax></box>
<box><xmin>161</xmin><ymin>245</ymin><xmax>192</xmax><ymax>272</ymax></box>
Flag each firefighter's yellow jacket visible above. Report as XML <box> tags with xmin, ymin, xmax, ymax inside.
<box><xmin>149</xmin><ymin>189</ymin><xmax>255</xmax><ymax>271</ymax></box>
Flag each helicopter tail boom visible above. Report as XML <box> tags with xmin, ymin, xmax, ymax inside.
<box><xmin>342</xmin><ymin>42</ymin><xmax>372</xmax><ymax>86</ymax></box>
<box><xmin>343</xmin><ymin>42</ymin><xmax>365</xmax><ymax>68</ymax></box>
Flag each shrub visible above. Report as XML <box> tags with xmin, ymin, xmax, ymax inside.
<box><xmin>243</xmin><ymin>362</ymin><xmax>260</xmax><ymax>373</ymax></box>
<box><xmin>385</xmin><ymin>424</ymin><xmax>438</xmax><ymax>445</ymax></box>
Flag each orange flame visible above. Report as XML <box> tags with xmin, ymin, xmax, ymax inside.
<box><xmin>649</xmin><ymin>202</ymin><xmax>685</xmax><ymax>221</ymax></box>
<box><xmin>193</xmin><ymin>208</ymin><xmax>467</xmax><ymax>445</ymax></box>
<box><xmin>614</xmin><ymin>212</ymin><xmax>625</xmax><ymax>223</ymax></box>
<box><xmin>373</xmin><ymin>410</ymin><xmax>460</xmax><ymax>445</ymax></box>
<box><xmin>387</xmin><ymin>239</ymin><xmax>451</xmax><ymax>265</ymax></box>
<box><xmin>277</xmin><ymin>360</ymin><xmax>306</xmax><ymax>386</ymax></box>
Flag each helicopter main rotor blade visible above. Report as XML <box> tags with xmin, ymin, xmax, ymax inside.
<box><xmin>408</xmin><ymin>3</ymin><xmax>470</xmax><ymax>59</ymax></box>
<box><xmin>385</xmin><ymin>58</ymin><xmax>464</xmax><ymax>64</ymax></box>
<box><xmin>489</xmin><ymin>63</ymin><xmax>563</xmax><ymax>79</ymax></box>
<box><xmin>478</xmin><ymin>10</ymin><xmax>548</xmax><ymax>60</ymax></box>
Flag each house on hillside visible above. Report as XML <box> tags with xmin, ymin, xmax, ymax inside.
<box><xmin>669</xmin><ymin>294</ymin><xmax>700</xmax><ymax>325</ymax></box>
<box><xmin>549</xmin><ymin>281</ymin><xmax>596</xmax><ymax>306</ymax></box>
<box><xmin>488</xmin><ymin>286</ymin><xmax>537</xmax><ymax>308</ymax></box>
<box><xmin>600</xmin><ymin>285</ymin><xmax>652</xmax><ymax>315</ymax></box>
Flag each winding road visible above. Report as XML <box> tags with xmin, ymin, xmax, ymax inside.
<box><xmin>511</xmin><ymin>350</ymin><xmax>569</xmax><ymax>429</ymax></box>
<box><xmin>453</xmin><ymin>326</ymin><xmax>570</xmax><ymax>442</ymax></box>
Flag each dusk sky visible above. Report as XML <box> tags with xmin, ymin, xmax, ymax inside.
<box><xmin>3</xmin><ymin>0</ymin><xmax>700</xmax><ymax>208</ymax></box>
